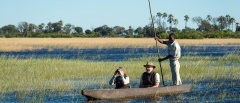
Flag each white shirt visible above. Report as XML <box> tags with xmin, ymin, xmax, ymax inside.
<box><xmin>165</xmin><ymin>40</ymin><xmax>181</xmax><ymax>61</ymax></box>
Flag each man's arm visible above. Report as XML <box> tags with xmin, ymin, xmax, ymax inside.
<box><xmin>158</xmin><ymin>55</ymin><xmax>173</xmax><ymax>62</ymax></box>
<box><xmin>150</xmin><ymin>73</ymin><xmax>160</xmax><ymax>87</ymax></box>
<box><xmin>151</xmin><ymin>83</ymin><xmax>159</xmax><ymax>87</ymax></box>
<box><xmin>154</xmin><ymin>37</ymin><xmax>166</xmax><ymax>44</ymax></box>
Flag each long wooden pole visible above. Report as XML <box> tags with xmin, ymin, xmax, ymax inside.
<box><xmin>147</xmin><ymin>0</ymin><xmax>165</xmax><ymax>86</ymax></box>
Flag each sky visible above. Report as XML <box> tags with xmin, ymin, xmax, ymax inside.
<box><xmin>1</xmin><ymin>0</ymin><xmax>239</xmax><ymax>31</ymax></box>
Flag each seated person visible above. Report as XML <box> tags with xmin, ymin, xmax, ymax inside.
<box><xmin>109</xmin><ymin>67</ymin><xmax>130</xmax><ymax>89</ymax></box>
<box><xmin>139</xmin><ymin>62</ymin><xmax>160</xmax><ymax>88</ymax></box>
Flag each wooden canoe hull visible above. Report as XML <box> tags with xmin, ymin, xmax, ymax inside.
<box><xmin>82</xmin><ymin>84</ymin><xmax>192</xmax><ymax>100</ymax></box>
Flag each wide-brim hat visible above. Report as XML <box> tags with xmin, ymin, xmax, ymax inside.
<box><xmin>143</xmin><ymin>62</ymin><xmax>156</xmax><ymax>68</ymax></box>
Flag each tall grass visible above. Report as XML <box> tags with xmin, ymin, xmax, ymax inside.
<box><xmin>1</xmin><ymin>38</ymin><xmax>240</xmax><ymax>51</ymax></box>
<box><xmin>0</xmin><ymin>53</ymin><xmax>239</xmax><ymax>93</ymax></box>
<box><xmin>0</xmin><ymin>53</ymin><xmax>239</xmax><ymax>102</ymax></box>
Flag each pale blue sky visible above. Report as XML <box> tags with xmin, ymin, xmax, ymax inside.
<box><xmin>1</xmin><ymin>0</ymin><xmax>239</xmax><ymax>31</ymax></box>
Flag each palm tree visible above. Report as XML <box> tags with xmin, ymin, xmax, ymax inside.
<box><xmin>128</xmin><ymin>26</ymin><xmax>134</xmax><ymax>35</ymax></box>
<box><xmin>162</xmin><ymin>12</ymin><xmax>168</xmax><ymax>29</ymax></box>
<box><xmin>167</xmin><ymin>14</ymin><xmax>174</xmax><ymax>31</ymax></box>
<box><xmin>206</xmin><ymin>15</ymin><xmax>212</xmax><ymax>24</ymax></box>
<box><xmin>29</xmin><ymin>23</ymin><xmax>37</xmax><ymax>32</ymax></box>
<box><xmin>38</xmin><ymin>23</ymin><xmax>45</xmax><ymax>33</ymax></box>
<box><xmin>229</xmin><ymin>17</ymin><xmax>235</xmax><ymax>31</ymax></box>
<box><xmin>217</xmin><ymin>16</ymin><xmax>226</xmax><ymax>30</ymax></box>
<box><xmin>173</xmin><ymin>19</ymin><xmax>178</xmax><ymax>28</ymax></box>
<box><xmin>46</xmin><ymin>22</ymin><xmax>52</xmax><ymax>33</ymax></box>
<box><xmin>23</xmin><ymin>22</ymin><xmax>29</xmax><ymax>37</ymax></box>
<box><xmin>184</xmin><ymin>15</ymin><xmax>189</xmax><ymax>28</ymax></box>
<box><xmin>225</xmin><ymin>15</ymin><xmax>231</xmax><ymax>30</ymax></box>
<box><xmin>236</xmin><ymin>22</ymin><xmax>239</xmax><ymax>32</ymax></box>
<box><xmin>156</xmin><ymin>12</ymin><xmax>163</xmax><ymax>28</ymax></box>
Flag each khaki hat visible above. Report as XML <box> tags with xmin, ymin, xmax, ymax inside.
<box><xmin>143</xmin><ymin>62</ymin><xmax>156</xmax><ymax>68</ymax></box>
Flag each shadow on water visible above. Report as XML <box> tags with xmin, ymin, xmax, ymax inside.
<box><xmin>0</xmin><ymin>45</ymin><xmax>240</xmax><ymax>61</ymax></box>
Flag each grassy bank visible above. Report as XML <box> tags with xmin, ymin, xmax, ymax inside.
<box><xmin>0</xmin><ymin>38</ymin><xmax>240</xmax><ymax>51</ymax></box>
<box><xmin>0</xmin><ymin>53</ymin><xmax>239</xmax><ymax>93</ymax></box>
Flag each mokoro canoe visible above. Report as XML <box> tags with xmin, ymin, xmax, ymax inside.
<box><xmin>82</xmin><ymin>84</ymin><xmax>192</xmax><ymax>100</ymax></box>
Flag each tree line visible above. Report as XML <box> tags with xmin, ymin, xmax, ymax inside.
<box><xmin>1</xmin><ymin>13</ymin><xmax>240</xmax><ymax>39</ymax></box>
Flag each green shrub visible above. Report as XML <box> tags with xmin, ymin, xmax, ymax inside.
<box><xmin>134</xmin><ymin>34</ymin><xmax>144</xmax><ymax>38</ymax></box>
<box><xmin>0</xmin><ymin>34</ymin><xmax>5</xmax><ymax>38</ymax></box>
<box><xmin>236</xmin><ymin>32</ymin><xmax>240</xmax><ymax>38</ymax></box>
<box><xmin>176</xmin><ymin>30</ymin><xmax>203</xmax><ymax>39</ymax></box>
<box><xmin>158</xmin><ymin>33</ymin><xmax>168</xmax><ymax>39</ymax></box>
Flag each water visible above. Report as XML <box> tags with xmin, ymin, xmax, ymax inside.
<box><xmin>0</xmin><ymin>45</ymin><xmax>239</xmax><ymax>61</ymax></box>
<box><xmin>1</xmin><ymin>78</ymin><xmax>239</xmax><ymax>102</ymax></box>
<box><xmin>0</xmin><ymin>45</ymin><xmax>240</xmax><ymax>102</ymax></box>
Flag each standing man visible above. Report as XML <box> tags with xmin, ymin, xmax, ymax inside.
<box><xmin>155</xmin><ymin>33</ymin><xmax>182</xmax><ymax>85</ymax></box>
<box><xmin>139</xmin><ymin>62</ymin><xmax>160</xmax><ymax>88</ymax></box>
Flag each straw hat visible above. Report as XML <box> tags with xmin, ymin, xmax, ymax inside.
<box><xmin>143</xmin><ymin>62</ymin><xmax>156</xmax><ymax>68</ymax></box>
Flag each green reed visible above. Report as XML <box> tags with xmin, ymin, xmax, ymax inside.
<box><xmin>0</xmin><ymin>53</ymin><xmax>239</xmax><ymax>102</ymax></box>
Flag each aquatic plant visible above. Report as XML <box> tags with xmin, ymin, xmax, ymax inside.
<box><xmin>0</xmin><ymin>41</ymin><xmax>239</xmax><ymax>102</ymax></box>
